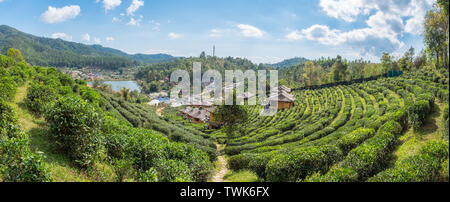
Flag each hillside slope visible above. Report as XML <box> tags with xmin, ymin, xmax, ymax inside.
<box><xmin>0</xmin><ymin>25</ymin><xmax>174</xmax><ymax>69</ymax></box>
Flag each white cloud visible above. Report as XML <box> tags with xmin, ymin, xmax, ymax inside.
<box><xmin>127</xmin><ymin>0</ymin><xmax>144</xmax><ymax>16</ymax></box>
<box><xmin>294</xmin><ymin>0</ymin><xmax>434</xmax><ymax>56</ymax></box>
<box><xmin>41</xmin><ymin>5</ymin><xmax>80</xmax><ymax>24</ymax></box>
<box><xmin>285</xmin><ymin>30</ymin><xmax>303</xmax><ymax>40</ymax></box>
<box><xmin>319</xmin><ymin>0</ymin><xmax>434</xmax><ymax>32</ymax></box>
<box><xmin>51</xmin><ymin>33</ymin><xmax>72</xmax><ymax>41</ymax></box>
<box><xmin>319</xmin><ymin>0</ymin><xmax>371</xmax><ymax>22</ymax></box>
<box><xmin>106</xmin><ymin>36</ymin><xmax>115</xmax><ymax>42</ymax></box>
<box><xmin>81</xmin><ymin>33</ymin><xmax>90</xmax><ymax>42</ymax></box>
<box><xmin>93</xmin><ymin>37</ymin><xmax>101</xmax><ymax>44</ymax></box>
<box><xmin>127</xmin><ymin>17</ymin><xmax>141</xmax><ymax>26</ymax></box>
<box><xmin>101</xmin><ymin>0</ymin><xmax>122</xmax><ymax>11</ymax></box>
<box><xmin>237</xmin><ymin>24</ymin><xmax>265</xmax><ymax>38</ymax></box>
<box><xmin>168</xmin><ymin>32</ymin><xmax>183</xmax><ymax>39</ymax></box>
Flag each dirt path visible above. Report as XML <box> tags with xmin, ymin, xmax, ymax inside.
<box><xmin>211</xmin><ymin>144</ymin><xmax>230</xmax><ymax>182</ymax></box>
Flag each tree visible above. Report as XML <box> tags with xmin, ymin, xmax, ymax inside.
<box><xmin>424</xmin><ymin>4</ymin><xmax>448</xmax><ymax>68</ymax></box>
<box><xmin>121</xmin><ymin>87</ymin><xmax>130</xmax><ymax>101</ymax></box>
<box><xmin>92</xmin><ymin>79</ymin><xmax>103</xmax><ymax>89</ymax></box>
<box><xmin>381</xmin><ymin>52</ymin><xmax>392</xmax><ymax>72</ymax></box>
<box><xmin>304</xmin><ymin>61</ymin><xmax>322</xmax><ymax>86</ymax></box>
<box><xmin>7</xmin><ymin>48</ymin><xmax>24</xmax><ymax>63</ymax></box>
<box><xmin>214</xmin><ymin>91</ymin><xmax>248</xmax><ymax>144</ymax></box>
<box><xmin>331</xmin><ymin>55</ymin><xmax>347</xmax><ymax>82</ymax></box>
<box><xmin>200</xmin><ymin>51</ymin><xmax>206</xmax><ymax>59</ymax></box>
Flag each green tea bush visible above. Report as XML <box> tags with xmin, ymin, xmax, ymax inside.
<box><xmin>0</xmin><ymin>77</ymin><xmax>18</xmax><ymax>102</ymax></box>
<box><xmin>265</xmin><ymin>145</ymin><xmax>342</xmax><ymax>182</ymax></box>
<box><xmin>0</xmin><ymin>134</ymin><xmax>52</xmax><ymax>182</ymax></box>
<box><xmin>378</xmin><ymin>120</ymin><xmax>403</xmax><ymax>136</ymax></box>
<box><xmin>25</xmin><ymin>83</ymin><xmax>58</xmax><ymax>114</ymax></box>
<box><xmin>369</xmin><ymin>141</ymin><xmax>448</xmax><ymax>182</ymax></box>
<box><xmin>304</xmin><ymin>167</ymin><xmax>358</xmax><ymax>182</ymax></box>
<box><xmin>337</xmin><ymin>128</ymin><xmax>375</xmax><ymax>154</ymax></box>
<box><xmin>0</xmin><ymin>99</ymin><xmax>51</xmax><ymax>182</ymax></box>
<box><xmin>340</xmin><ymin>131</ymin><xmax>396</xmax><ymax>180</ymax></box>
<box><xmin>45</xmin><ymin>96</ymin><xmax>102</xmax><ymax>168</ymax></box>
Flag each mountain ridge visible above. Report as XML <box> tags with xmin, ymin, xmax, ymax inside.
<box><xmin>0</xmin><ymin>25</ymin><xmax>175</xmax><ymax>69</ymax></box>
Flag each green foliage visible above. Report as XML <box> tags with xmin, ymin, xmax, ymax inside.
<box><xmin>304</xmin><ymin>167</ymin><xmax>358</xmax><ymax>182</ymax></box>
<box><xmin>339</xmin><ymin>131</ymin><xmax>396</xmax><ymax>181</ymax></box>
<box><xmin>0</xmin><ymin>133</ymin><xmax>51</xmax><ymax>182</ymax></box>
<box><xmin>138</xmin><ymin>168</ymin><xmax>158</xmax><ymax>182</ymax></box>
<box><xmin>337</xmin><ymin>128</ymin><xmax>375</xmax><ymax>154</ymax></box>
<box><xmin>265</xmin><ymin>145</ymin><xmax>342</xmax><ymax>182</ymax></box>
<box><xmin>0</xmin><ymin>54</ymin><xmax>16</xmax><ymax>68</ymax></box>
<box><xmin>0</xmin><ymin>76</ymin><xmax>18</xmax><ymax>102</ymax></box>
<box><xmin>45</xmin><ymin>96</ymin><xmax>102</xmax><ymax>168</ymax></box>
<box><xmin>0</xmin><ymin>99</ymin><xmax>51</xmax><ymax>182</ymax></box>
<box><xmin>369</xmin><ymin>141</ymin><xmax>448</xmax><ymax>182</ymax></box>
<box><xmin>215</xmin><ymin>91</ymin><xmax>249</xmax><ymax>144</ymax></box>
<box><xmin>25</xmin><ymin>83</ymin><xmax>58</xmax><ymax>114</ymax></box>
<box><xmin>7</xmin><ymin>48</ymin><xmax>24</xmax><ymax>63</ymax></box>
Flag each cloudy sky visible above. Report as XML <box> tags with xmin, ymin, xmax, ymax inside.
<box><xmin>0</xmin><ymin>0</ymin><xmax>435</xmax><ymax>63</ymax></box>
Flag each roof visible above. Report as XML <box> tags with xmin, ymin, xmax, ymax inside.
<box><xmin>269</xmin><ymin>91</ymin><xmax>296</xmax><ymax>102</ymax></box>
<box><xmin>279</xmin><ymin>85</ymin><xmax>291</xmax><ymax>93</ymax></box>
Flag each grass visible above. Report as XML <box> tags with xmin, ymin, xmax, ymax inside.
<box><xmin>224</xmin><ymin>170</ymin><xmax>261</xmax><ymax>182</ymax></box>
<box><xmin>393</xmin><ymin>102</ymin><xmax>445</xmax><ymax>163</ymax></box>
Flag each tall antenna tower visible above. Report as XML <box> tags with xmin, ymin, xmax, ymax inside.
<box><xmin>213</xmin><ymin>45</ymin><xmax>215</xmax><ymax>57</ymax></box>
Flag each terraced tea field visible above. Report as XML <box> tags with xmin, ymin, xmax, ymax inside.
<box><xmin>215</xmin><ymin>69</ymin><xmax>449</xmax><ymax>182</ymax></box>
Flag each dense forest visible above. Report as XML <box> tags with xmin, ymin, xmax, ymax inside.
<box><xmin>0</xmin><ymin>25</ymin><xmax>175</xmax><ymax>69</ymax></box>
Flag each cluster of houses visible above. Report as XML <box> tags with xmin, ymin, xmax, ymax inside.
<box><xmin>178</xmin><ymin>84</ymin><xmax>296</xmax><ymax>128</ymax></box>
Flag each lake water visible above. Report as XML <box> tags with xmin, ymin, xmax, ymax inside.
<box><xmin>90</xmin><ymin>81</ymin><xmax>141</xmax><ymax>92</ymax></box>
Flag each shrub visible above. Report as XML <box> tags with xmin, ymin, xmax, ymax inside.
<box><xmin>0</xmin><ymin>134</ymin><xmax>52</xmax><ymax>182</ymax></box>
<box><xmin>368</xmin><ymin>154</ymin><xmax>440</xmax><ymax>182</ymax></box>
<box><xmin>138</xmin><ymin>168</ymin><xmax>158</xmax><ymax>182</ymax></box>
<box><xmin>266</xmin><ymin>145</ymin><xmax>342</xmax><ymax>182</ymax></box>
<box><xmin>0</xmin><ymin>100</ymin><xmax>21</xmax><ymax>139</ymax></box>
<box><xmin>369</xmin><ymin>141</ymin><xmax>449</xmax><ymax>182</ymax></box>
<box><xmin>440</xmin><ymin>158</ymin><xmax>449</xmax><ymax>182</ymax></box>
<box><xmin>444</xmin><ymin>105</ymin><xmax>449</xmax><ymax>138</ymax></box>
<box><xmin>0</xmin><ymin>100</ymin><xmax>51</xmax><ymax>182</ymax></box>
<box><xmin>378</xmin><ymin>121</ymin><xmax>403</xmax><ymax>136</ymax></box>
<box><xmin>25</xmin><ymin>83</ymin><xmax>58</xmax><ymax>114</ymax></box>
<box><xmin>0</xmin><ymin>77</ymin><xmax>18</xmax><ymax>102</ymax></box>
<box><xmin>45</xmin><ymin>96</ymin><xmax>102</xmax><ymax>168</ymax></box>
<box><xmin>407</xmin><ymin>100</ymin><xmax>431</xmax><ymax>130</ymax></box>
<box><xmin>304</xmin><ymin>167</ymin><xmax>358</xmax><ymax>182</ymax></box>
<box><xmin>340</xmin><ymin>132</ymin><xmax>396</xmax><ymax>180</ymax></box>
<box><xmin>337</xmin><ymin>128</ymin><xmax>375</xmax><ymax>154</ymax></box>
<box><xmin>155</xmin><ymin>159</ymin><xmax>192</xmax><ymax>182</ymax></box>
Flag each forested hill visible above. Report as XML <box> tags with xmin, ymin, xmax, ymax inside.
<box><xmin>268</xmin><ymin>57</ymin><xmax>309</xmax><ymax>69</ymax></box>
<box><xmin>0</xmin><ymin>25</ymin><xmax>175</xmax><ymax>69</ymax></box>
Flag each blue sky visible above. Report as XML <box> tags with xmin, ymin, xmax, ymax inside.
<box><xmin>0</xmin><ymin>0</ymin><xmax>434</xmax><ymax>63</ymax></box>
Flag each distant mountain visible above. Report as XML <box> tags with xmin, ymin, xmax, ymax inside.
<box><xmin>0</xmin><ymin>25</ymin><xmax>175</xmax><ymax>69</ymax></box>
<box><xmin>268</xmin><ymin>57</ymin><xmax>309</xmax><ymax>69</ymax></box>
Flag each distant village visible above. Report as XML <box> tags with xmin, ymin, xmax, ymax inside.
<box><xmin>61</xmin><ymin>67</ymin><xmax>138</xmax><ymax>81</ymax></box>
<box><xmin>175</xmin><ymin>83</ymin><xmax>296</xmax><ymax>128</ymax></box>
